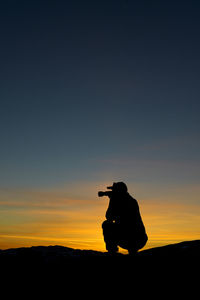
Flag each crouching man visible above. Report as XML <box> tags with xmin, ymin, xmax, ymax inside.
<box><xmin>99</xmin><ymin>182</ymin><xmax>148</xmax><ymax>255</ymax></box>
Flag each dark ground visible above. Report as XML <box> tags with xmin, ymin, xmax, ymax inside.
<box><xmin>1</xmin><ymin>240</ymin><xmax>199</xmax><ymax>297</ymax></box>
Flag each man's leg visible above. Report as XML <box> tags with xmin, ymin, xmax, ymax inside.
<box><xmin>102</xmin><ymin>220</ymin><xmax>119</xmax><ymax>254</ymax></box>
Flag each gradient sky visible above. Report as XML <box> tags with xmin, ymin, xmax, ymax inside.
<box><xmin>0</xmin><ymin>0</ymin><xmax>200</xmax><ymax>251</ymax></box>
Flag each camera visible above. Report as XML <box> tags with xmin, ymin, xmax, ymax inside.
<box><xmin>98</xmin><ymin>191</ymin><xmax>112</xmax><ymax>197</ymax></box>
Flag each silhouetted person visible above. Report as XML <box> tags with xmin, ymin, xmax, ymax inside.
<box><xmin>99</xmin><ymin>182</ymin><xmax>148</xmax><ymax>255</ymax></box>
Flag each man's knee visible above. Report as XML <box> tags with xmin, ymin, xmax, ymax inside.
<box><xmin>102</xmin><ymin>219</ymin><xmax>113</xmax><ymax>229</ymax></box>
<box><xmin>102</xmin><ymin>220</ymin><xmax>108</xmax><ymax>229</ymax></box>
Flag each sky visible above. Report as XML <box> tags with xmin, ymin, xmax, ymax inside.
<box><xmin>0</xmin><ymin>0</ymin><xmax>200</xmax><ymax>251</ymax></box>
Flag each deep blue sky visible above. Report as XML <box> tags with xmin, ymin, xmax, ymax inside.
<box><xmin>1</xmin><ymin>0</ymin><xmax>200</xmax><ymax>188</ymax></box>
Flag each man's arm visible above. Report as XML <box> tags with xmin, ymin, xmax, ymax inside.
<box><xmin>105</xmin><ymin>199</ymin><xmax>115</xmax><ymax>221</ymax></box>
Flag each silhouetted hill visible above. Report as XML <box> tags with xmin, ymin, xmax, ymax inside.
<box><xmin>1</xmin><ymin>241</ymin><xmax>199</xmax><ymax>296</ymax></box>
<box><xmin>138</xmin><ymin>239</ymin><xmax>200</xmax><ymax>257</ymax></box>
<box><xmin>1</xmin><ymin>239</ymin><xmax>199</xmax><ymax>262</ymax></box>
<box><xmin>1</xmin><ymin>240</ymin><xmax>199</xmax><ymax>271</ymax></box>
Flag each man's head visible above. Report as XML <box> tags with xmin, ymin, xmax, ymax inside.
<box><xmin>107</xmin><ymin>182</ymin><xmax>128</xmax><ymax>194</ymax></box>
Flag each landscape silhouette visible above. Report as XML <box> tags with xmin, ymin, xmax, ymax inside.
<box><xmin>1</xmin><ymin>179</ymin><xmax>199</xmax><ymax>294</ymax></box>
<box><xmin>1</xmin><ymin>181</ymin><xmax>199</xmax><ymax>287</ymax></box>
<box><xmin>1</xmin><ymin>181</ymin><xmax>199</xmax><ymax>295</ymax></box>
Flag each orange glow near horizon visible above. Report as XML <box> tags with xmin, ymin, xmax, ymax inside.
<box><xmin>0</xmin><ymin>184</ymin><xmax>200</xmax><ymax>251</ymax></box>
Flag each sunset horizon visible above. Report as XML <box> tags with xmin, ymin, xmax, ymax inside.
<box><xmin>1</xmin><ymin>1</ymin><xmax>200</xmax><ymax>253</ymax></box>
<box><xmin>1</xmin><ymin>179</ymin><xmax>199</xmax><ymax>251</ymax></box>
